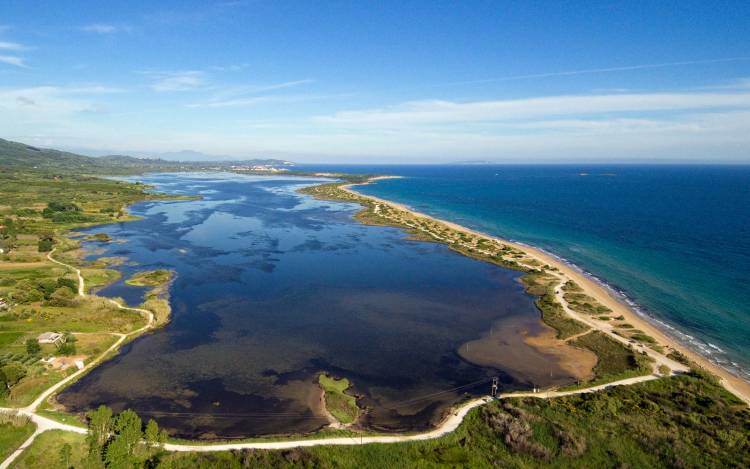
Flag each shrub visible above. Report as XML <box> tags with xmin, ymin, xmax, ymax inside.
<box><xmin>25</xmin><ymin>338</ymin><xmax>41</xmax><ymax>355</ymax></box>
<box><xmin>1</xmin><ymin>362</ymin><xmax>27</xmax><ymax>387</ymax></box>
<box><xmin>38</xmin><ymin>237</ymin><xmax>54</xmax><ymax>252</ymax></box>
<box><xmin>45</xmin><ymin>286</ymin><xmax>75</xmax><ymax>307</ymax></box>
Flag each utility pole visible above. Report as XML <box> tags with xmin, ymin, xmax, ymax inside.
<box><xmin>491</xmin><ymin>377</ymin><xmax>499</xmax><ymax>398</ymax></box>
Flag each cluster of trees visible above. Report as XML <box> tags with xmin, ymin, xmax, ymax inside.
<box><xmin>8</xmin><ymin>276</ymin><xmax>78</xmax><ymax>306</ymax></box>
<box><xmin>38</xmin><ymin>232</ymin><xmax>55</xmax><ymax>252</ymax></box>
<box><xmin>42</xmin><ymin>201</ymin><xmax>91</xmax><ymax>224</ymax></box>
<box><xmin>85</xmin><ymin>405</ymin><xmax>167</xmax><ymax>468</ymax></box>
<box><xmin>57</xmin><ymin>332</ymin><xmax>78</xmax><ymax>355</ymax></box>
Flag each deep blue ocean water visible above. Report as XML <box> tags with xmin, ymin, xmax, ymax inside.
<box><xmin>299</xmin><ymin>164</ymin><xmax>750</xmax><ymax>380</ymax></box>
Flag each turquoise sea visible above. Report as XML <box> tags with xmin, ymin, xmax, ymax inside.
<box><xmin>300</xmin><ymin>164</ymin><xmax>750</xmax><ymax>380</ymax></box>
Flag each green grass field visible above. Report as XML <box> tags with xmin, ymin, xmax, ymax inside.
<box><xmin>0</xmin><ymin>420</ymin><xmax>35</xmax><ymax>462</ymax></box>
<box><xmin>319</xmin><ymin>373</ymin><xmax>360</xmax><ymax>424</ymax></box>
<box><xmin>9</xmin><ymin>430</ymin><xmax>87</xmax><ymax>469</ymax></box>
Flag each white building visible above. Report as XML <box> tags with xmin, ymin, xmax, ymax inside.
<box><xmin>37</xmin><ymin>331</ymin><xmax>65</xmax><ymax>346</ymax></box>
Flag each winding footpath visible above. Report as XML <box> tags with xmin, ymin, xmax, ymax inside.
<box><xmin>0</xmin><ymin>242</ymin><xmax>683</xmax><ymax>466</ymax></box>
<box><xmin>1</xmin><ymin>249</ymin><xmax>154</xmax><ymax>469</ymax></box>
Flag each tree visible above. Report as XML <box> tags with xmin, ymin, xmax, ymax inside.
<box><xmin>1</xmin><ymin>363</ymin><xmax>26</xmax><ymax>388</ymax></box>
<box><xmin>59</xmin><ymin>443</ymin><xmax>72</xmax><ymax>468</ymax></box>
<box><xmin>37</xmin><ymin>234</ymin><xmax>55</xmax><ymax>252</ymax></box>
<box><xmin>56</xmin><ymin>342</ymin><xmax>77</xmax><ymax>356</ymax></box>
<box><xmin>86</xmin><ymin>405</ymin><xmax>113</xmax><ymax>460</ymax></box>
<box><xmin>105</xmin><ymin>409</ymin><xmax>143</xmax><ymax>468</ymax></box>
<box><xmin>25</xmin><ymin>338</ymin><xmax>41</xmax><ymax>355</ymax></box>
<box><xmin>144</xmin><ymin>418</ymin><xmax>159</xmax><ymax>444</ymax></box>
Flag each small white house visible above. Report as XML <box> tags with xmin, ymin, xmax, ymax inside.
<box><xmin>37</xmin><ymin>331</ymin><xmax>65</xmax><ymax>346</ymax></box>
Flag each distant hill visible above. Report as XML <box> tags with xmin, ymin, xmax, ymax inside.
<box><xmin>135</xmin><ymin>149</ymin><xmax>294</xmax><ymax>165</ymax></box>
<box><xmin>0</xmin><ymin>138</ymin><xmax>115</xmax><ymax>172</ymax></box>
<box><xmin>0</xmin><ymin>138</ymin><xmax>294</xmax><ymax>174</ymax></box>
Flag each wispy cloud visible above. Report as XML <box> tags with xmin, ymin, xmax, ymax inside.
<box><xmin>188</xmin><ymin>79</ymin><xmax>315</xmax><ymax>107</ymax></box>
<box><xmin>0</xmin><ymin>55</ymin><xmax>26</xmax><ymax>67</ymax></box>
<box><xmin>143</xmin><ymin>70</ymin><xmax>207</xmax><ymax>92</ymax></box>
<box><xmin>208</xmin><ymin>63</ymin><xmax>250</xmax><ymax>72</ymax></box>
<box><xmin>0</xmin><ymin>86</ymin><xmax>99</xmax><ymax>116</ymax></box>
<box><xmin>314</xmin><ymin>92</ymin><xmax>750</xmax><ymax>127</ymax></box>
<box><xmin>186</xmin><ymin>93</ymin><xmax>335</xmax><ymax>109</ymax></box>
<box><xmin>441</xmin><ymin>57</ymin><xmax>750</xmax><ymax>86</ymax></box>
<box><xmin>81</xmin><ymin>23</ymin><xmax>128</xmax><ymax>34</ymax></box>
<box><xmin>0</xmin><ymin>41</ymin><xmax>26</xmax><ymax>51</ymax></box>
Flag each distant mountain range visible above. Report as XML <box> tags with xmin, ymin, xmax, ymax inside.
<box><xmin>0</xmin><ymin>138</ymin><xmax>294</xmax><ymax>174</ymax></box>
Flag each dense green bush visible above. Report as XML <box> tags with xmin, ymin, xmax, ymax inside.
<box><xmin>45</xmin><ymin>286</ymin><xmax>75</xmax><ymax>307</ymax></box>
<box><xmin>25</xmin><ymin>338</ymin><xmax>41</xmax><ymax>355</ymax></box>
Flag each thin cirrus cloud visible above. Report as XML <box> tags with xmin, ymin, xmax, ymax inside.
<box><xmin>0</xmin><ymin>40</ymin><xmax>29</xmax><ymax>67</ymax></box>
<box><xmin>188</xmin><ymin>79</ymin><xmax>315</xmax><ymax>107</ymax></box>
<box><xmin>0</xmin><ymin>55</ymin><xmax>26</xmax><ymax>67</ymax></box>
<box><xmin>144</xmin><ymin>70</ymin><xmax>207</xmax><ymax>92</ymax></box>
<box><xmin>437</xmin><ymin>57</ymin><xmax>750</xmax><ymax>87</ymax></box>
<box><xmin>0</xmin><ymin>41</ymin><xmax>27</xmax><ymax>51</ymax></box>
<box><xmin>81</xmin><ymin>23</ymin><xmax>129</xmax><ymax>34</ymax></box>
<box><xmin>313</xmin><ymin>91</ymin><xmax>750</xmax><ymax>127</ymax></box>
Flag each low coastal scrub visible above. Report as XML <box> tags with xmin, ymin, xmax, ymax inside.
<box><xmin>319</xmin><ymin>373</ymin><xmax>360</xmax><ymax>425</ymax></box>
<box><xmin>571</xmin><ymin>331</ymin><xmax>652</xmax><ymax>385</ymax></box>
<box><xmin>562</xmin><ymin>281</ymin><xmax>612</xmax><ymax>316</ymax></box>
<box><xmin>125</xmin><ymin>269</ymin><xmax>172</xmax><ymax>287</ymax></box>
<box><xmin>148</xmin><ymin>373</ymin><xmax>749</xmax><ymax>468</ymax></box>
<box><xmin>521</xmin><ymin>274</ymin><xmax>589</xmax><ymax>340</ymax></box>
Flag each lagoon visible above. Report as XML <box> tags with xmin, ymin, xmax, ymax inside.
<box><xmin>58</xmin><ymin>172</ymin><xmax>568</xmax><ymax>438</ymax></box>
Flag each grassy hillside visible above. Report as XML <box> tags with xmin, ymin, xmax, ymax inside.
<box><xmin>0</xmin><ymin>138</ymin><xmax>295</xmax><ymax>175</ymax></box>
<box><xmin>0</xmin><ymin>138</ymin><xmax>195</xmax><ymax>175</ymax></box>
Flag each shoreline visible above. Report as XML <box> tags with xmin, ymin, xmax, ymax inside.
<box><xmin>341</xmin><ymin>179</ymin><xmax>750</xmax><ymax>404</ymax></box>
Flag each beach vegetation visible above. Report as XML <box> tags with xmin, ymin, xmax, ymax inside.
<box><xmin>667</xmin><ymin>350</ymin><xmax>692</xmax><ymax>366</ymax></box>
<box><xmin>534</xmin><ymin>292</ymin><xmax>589</xmax><ymax>339</ymax></box>
<box><xmin>630</xmin><ymin>332</ymin><xmax>657</xmax><ymax>344</ymax></box>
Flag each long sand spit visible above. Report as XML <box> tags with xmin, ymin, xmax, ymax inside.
<box><xmin>342</xmin><ymin>179</ymin><xmax>750</xmax><ymax>405</ymax></box>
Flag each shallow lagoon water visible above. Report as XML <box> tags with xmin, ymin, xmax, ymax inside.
<box><xmin>59</xmin><ymin>172</ymin><xmax>567</xmax><ymax>438</ymax></box>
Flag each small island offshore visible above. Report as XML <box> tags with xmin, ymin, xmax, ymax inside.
<box><xmin>0</xmin><ymin>139</ymin><xmax>748</xmax><ymax>468</ymax></box>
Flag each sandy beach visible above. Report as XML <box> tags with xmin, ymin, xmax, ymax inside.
<box><xmin>343</xmin><ymin>181</ymin><xmax>750</xmax><ymax>404</ymax></box>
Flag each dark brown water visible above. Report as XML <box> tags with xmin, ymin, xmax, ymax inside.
<box><xmin>58</xmin><ymin>172</ymin><xmax>573</xmax><ymax>438</ymax></box>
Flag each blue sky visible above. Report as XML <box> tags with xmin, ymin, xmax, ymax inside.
<box><xmin>1</xmin><ymin>0</ymin><xmax>750</xmax><ymax>162</ymax></box>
